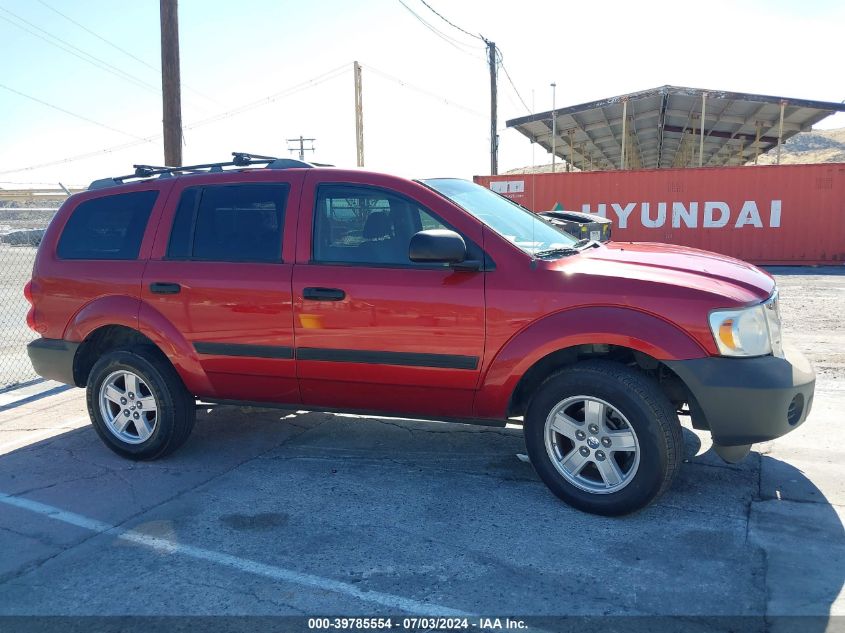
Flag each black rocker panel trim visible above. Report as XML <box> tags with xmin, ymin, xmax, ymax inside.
<box><xmin>295</xmin><ymin>347</ymin><xmax>478</xmax><ymax>370</ymax></box>
<box><xmin>194</xmin><ymin>342</ymin><xmax>294</xmax><ymax>359</ymax></box>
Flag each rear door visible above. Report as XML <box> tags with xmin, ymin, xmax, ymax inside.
<box><xmin>142</xmin><ymin>172</ymin><xmax>302</xmax><ymax>403</ymax></box>
<box><xmin>292</xmin><ymin>173</ymin><xmax>486</xmax><ymax>418</ymax></box>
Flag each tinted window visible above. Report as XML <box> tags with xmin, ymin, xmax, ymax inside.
<box><xmin>167</xmin><ymin>184</ymin><xmax>288</xmax><ymax>262</ymax></box>
<box><xmin>57</xmin><ymin>190</ymin><xmax>158</xmax><ymax>260</ymax></box>
<box><xmin>166</xmin><ymin>188</ymin><xmax>197</xmax><ymax>259</ymax></box>
<box><xmin>313</xmin><ymin>185</ymin><xmax>449</xmax><ymax>266</ymax></box>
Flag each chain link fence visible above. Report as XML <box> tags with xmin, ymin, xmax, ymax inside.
<box><xmin>0</xmin><ymin>205</ymin><xmax>57</xmax><ymax>390</ymax></box>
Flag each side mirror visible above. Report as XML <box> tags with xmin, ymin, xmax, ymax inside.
<box><xmin>409</xmin><ymin>229</ymin><xmax>466</xmax><ymax>264</ymax></box>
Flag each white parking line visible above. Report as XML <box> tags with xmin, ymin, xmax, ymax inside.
<box><xmin>0</xmin><ymin>417</ymin><xmax>89</xmax><ymax>455</ymax></box>
<box><xmin>0</xmin><ymin>492</ymin><xmax>469</xmax><ymax>617</ymax></box>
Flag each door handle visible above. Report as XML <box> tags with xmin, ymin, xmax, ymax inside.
<box><xmin>150</xmin><ymin>282</ymin><xmax>181</xmax><ymax>295</ymax></box>
<box><xmin>303</xmin><ymin>287</ymin><xmax>345</xmax><ymax>301</ymax></box>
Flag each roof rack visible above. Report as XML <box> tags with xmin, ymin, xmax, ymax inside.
<box><xmin>88</xmin><ymin>152</ymin><xmax>315</xmax><ymax>190</ymax></box>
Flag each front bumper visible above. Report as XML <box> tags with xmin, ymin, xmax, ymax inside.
<box><xmin>27</xmin><ymin>338</ymin><xmax>80</xmax><ymax>387</ymax></box>
<box><xmin>664</xmin><ymin>345</ymin><xmax>815</xmax><ymax>447</ymax></box>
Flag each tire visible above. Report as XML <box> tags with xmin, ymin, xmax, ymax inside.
<box><xmin>524</xmin><ymin>359</ymin><xmax>682</xmax><ymax>516</ymax></box>
<box><xmin>86</xmin><ymin>347</ymin><xmax>196</xmax><ymax>460</ymax></box>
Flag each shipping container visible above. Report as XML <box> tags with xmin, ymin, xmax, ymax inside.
<box><xmin>474</xmin><ymin>163</ymin><xmax>845</xmax><ymax>265</ymax></box>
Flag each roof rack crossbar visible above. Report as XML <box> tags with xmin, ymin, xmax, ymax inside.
<box><xmin>88</xmin><ymin>152</ymin><xmax>315</xmax><ymax>190</ymax></box>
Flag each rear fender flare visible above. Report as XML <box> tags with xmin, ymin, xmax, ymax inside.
<box><xmin>137</xmin><ymin>301</ymin><xmax>213</xmax><ymax>395</ymax></box>
<box><xmin>62</xmin><ymin>295</ymin><xmax>211</xmax><ymax>395</ymax></box>
<box><xmin>63</xmin><ymin>295</ymin><xmax>142</xmax><ymax>342</ymax></box>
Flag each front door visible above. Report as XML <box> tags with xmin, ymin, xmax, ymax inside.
<box><xmin>292</xmin><ymin>180</ymin><xmax>485</xmax><ymax>418</ymax></box>
<box><xmin>142</xmin><ymin>174</ymin><xmax>302</xmax><ymax>403</ymax></box>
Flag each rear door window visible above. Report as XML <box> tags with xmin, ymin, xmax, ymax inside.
<box><xmin>57</xmin><ymin>190</ymin><xmax>158</xmax><ymax>260</ymax></box>
<box><xmin>167</xmin><ymin>184</ymin><xmax>288</xmax><ymax>262</ymax></box>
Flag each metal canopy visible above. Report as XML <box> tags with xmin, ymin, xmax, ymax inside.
<box><xmin>506</xmin><ymin>86</ymin><xmax>845</xmax><ymax>170</ymax></box>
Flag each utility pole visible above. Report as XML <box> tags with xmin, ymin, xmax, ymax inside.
<box><xmin>354</xmin><ymin>61</ymin><xmax>364</xmax><ymax>167</ymax></box>
<box><xmin>486</xmin><ymin>39</ymin><xmax>497</xmax><ymax>175</ymax></box>
<box><xmin>286</xmin><ymin>136</ymin><xmax>316</xmax><ymax>161</ymax></box>
<box><xmin>159</xmin><ymin>0</ymin><xmax>182</xmax><ymax>167</ymax></box>
<box><xmin>550</xmin><ymin>82</ymin><xmax>556</xmax><ymax>173</ymax></box>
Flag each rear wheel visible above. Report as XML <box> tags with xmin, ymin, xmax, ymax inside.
<box><xmin>524</xmin><ymin>360</ymin><xmax>682</xmax><ymax>516</ymax></box>
<box><xmin>86</xmin><ymin>348</ymin><xmax>195</xmax><ymax>460</ymax></box>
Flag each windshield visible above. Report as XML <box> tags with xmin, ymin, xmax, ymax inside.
<box><xmin>421</xmin><ymin>178</ymin><xmax>577</xmax><ymax>256</ymax></box>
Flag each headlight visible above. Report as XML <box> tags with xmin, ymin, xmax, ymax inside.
<box><xmin>764</xmin><ymin>292</ymin><xmax>783</xmax><ymax>357</ymax></box>
<box><xmin>709</xmin><ymin>292</ymin><xmax>782</xmax><ymax>357</ymax></box>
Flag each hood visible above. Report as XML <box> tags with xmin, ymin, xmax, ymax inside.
<box><xmin>565</xmin><ymin>241</ymin><xmax>775</xmax><ymax>304</ymax></box>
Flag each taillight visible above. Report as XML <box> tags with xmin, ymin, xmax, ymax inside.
<box><xmin>24</xmin><ymin>280</ymin><xmax>37</xmax><ymax>332</ymax></box>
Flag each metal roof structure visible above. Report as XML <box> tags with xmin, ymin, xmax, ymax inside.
<box><xmin>506</xmin><ymin>86</ymin><xmax>845</xmax><ymax>170</ymax></box>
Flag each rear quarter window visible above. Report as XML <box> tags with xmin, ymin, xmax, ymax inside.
<box><xmin>57</xmin><ymin>190</ymin><xmax>158</xmax><ymax>260</ymax></box>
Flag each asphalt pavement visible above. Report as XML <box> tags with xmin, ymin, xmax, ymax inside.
<box><xmin>0</xmin><ymin>270</ymin><xmax>842</xmax><ymax>631</ymax></box>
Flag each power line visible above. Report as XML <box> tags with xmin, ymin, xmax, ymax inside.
<box><xmin>496</xmin><ymin>50</ymin><xmax>531</xmax><ymax>114</ymax></box>
<box><xmin>0</xmin><ymin>7</ymin><xmax>160</xmax><ymax>94</ymax></box>
<box><xmin>34</xmin><ymin>0</ymin><xmax>219</xmax><ymax>105</ymax></box>
<box><xmin>410</xmin><ymin>0</ymin><xmax>532</xmax><ymax>118</ymax></box>
<box><xmin>184</xmin><ymin>64</ymin><xmax>350</xmax><ymax>128</ymax></box>
<box><xmin>0</xmin><ymin>83</ymin><xmax>153</xmax><ymax>141</ymax></box>
<box><xmin>416</xmin><ymin>0</ymin><xmax>483</xmax><ymax>41</ymax></box>
<box><xmin>394</xmin><ymin>0</ymin><xmax>501</xmax><ymax>172</ymax></box>
<box><xmin>0</xmin><ymin>64</ymin><xmax>352</xmax><ymax>176</ymax></box>
<box><xmin>395</xmin><ymin>0</ymin><xmax>484</xmax><ymax>59</ymax></box>
<box><xmin>36</xmin><ymin>0</ymin><xmax>158</xmax><ymax>72</ymax></box>
<box><xmin>364</xmin><ymin>64</ymin><xmax>485</xmax><ymax>119</ymax></box>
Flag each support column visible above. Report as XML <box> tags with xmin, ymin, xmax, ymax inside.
<box><xmin>550</xmin><ymin>82</ymin><xmax>556</xmax><ymax>173</ymax></box>
<box><xmin>620</xmin><ymin>98</ymin><xmax>628</xmax><ymax>170</ymax></box>
<box><xmin>699</xmin><ymin>92</ymin><xmax>707</xmax><ymax>167</ymax></box>
<box><xmin>776</xmin><ymin>100</ymin><xmax>787</xmax><ymax>165</ymax></box>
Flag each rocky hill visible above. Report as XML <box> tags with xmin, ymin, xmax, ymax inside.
<box><xmin>756</xmin><ymin>127</ymin><xmax>845</xmax><ymax>165</ymax></box>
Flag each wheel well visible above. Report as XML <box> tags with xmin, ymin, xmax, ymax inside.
<box><xmin>507</xmin><ymin>344</ymin><xmax>698</xmax><ymax>423</ymax></box>
<box><xmin>73</xmin><ymin>325</ymin><xmax>164</xmax><ymax>387</ymax></box>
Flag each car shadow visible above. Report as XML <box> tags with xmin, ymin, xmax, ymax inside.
<box><xmin>0</xmin><ymin>405</ymin><xmax>841</xmax><ymax>626</ymax></box>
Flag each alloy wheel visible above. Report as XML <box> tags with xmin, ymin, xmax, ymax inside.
<box><xmin>544</xmin><ymin>395</ymin><xmax>640</xmax><ymax>494</ymax></box>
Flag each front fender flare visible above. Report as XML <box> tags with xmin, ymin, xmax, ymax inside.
<box><xmin>474</xmin><ymin>306</ymin><xmax>708</xmax><ymax>419</ymax></box>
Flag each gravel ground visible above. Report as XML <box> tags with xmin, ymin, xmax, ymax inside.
<box><xmin>770</xmin><ymin>267</ymin><xmax>845</xmax><ymax>391</ymax></box>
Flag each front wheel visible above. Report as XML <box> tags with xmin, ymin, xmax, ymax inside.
<box><xmin>524</xmin><ymin>360</ymin><xmax>682</xmax><ymax>516</ymax></box>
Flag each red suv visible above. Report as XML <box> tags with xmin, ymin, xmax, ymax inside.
<box><xmin>24</xmin><ymin>154</ymin><xmax>815</xmax><ymax>515</ymax></box>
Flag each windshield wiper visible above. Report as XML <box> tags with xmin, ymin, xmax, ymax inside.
<box><xmin>532</xmin><ymin>247</ymin><xmax>580</xmax><ymax>259</ymax></box>
<box><xmin>572</xmin><ymin>238</ymin><xmax>602</xmax><ymax>250</ymax></box>
<box><xmin>534</xmin><ymin>239</ymin><xmax>603</xmax><ymax>259</ymax></box>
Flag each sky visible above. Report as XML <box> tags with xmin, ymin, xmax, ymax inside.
<box><xmin>0</xmin><ymin>0</ymin><xmax>843</xmax><ymax>188</ymax></box>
